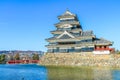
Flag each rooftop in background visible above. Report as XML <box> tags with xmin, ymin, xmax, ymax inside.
<box><xmin>0</xmin><ymin>50</ymin><xmax>44</xmax><ymax>54</ymax></box>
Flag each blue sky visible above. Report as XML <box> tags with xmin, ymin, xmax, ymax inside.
<box><xmin>0</xmin><ymin>0</ymin><xmax>120</xmax><ymax>51</ymax></box>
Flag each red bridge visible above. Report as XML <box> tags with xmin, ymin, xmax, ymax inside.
<box><xmin>7</xmin><ymin>60</ymin><xmax>39</xmax><ymax>64</ymax></box>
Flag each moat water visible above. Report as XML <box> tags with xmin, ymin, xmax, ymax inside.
<box><xmin>0</xmin><ymin>64</ymin><xmax>120</xmax><ymax>80</ymax></box>
<box><xmin>0</xmin><ymin>64</ymin><xmax>47</xmax><ymax>80</ymax></box>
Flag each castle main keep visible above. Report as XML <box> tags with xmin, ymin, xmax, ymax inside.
<box><xmin>46</xmin><ymin>10</ymin><xmax>114</xmax><ymax>54</ymax></box>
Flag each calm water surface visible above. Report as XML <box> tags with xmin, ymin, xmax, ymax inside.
<box><xmin>47</xmin><ymin>66</ymin><xmax>120</xmax><ymax>80</ymax></box>
<box><xmin>0</xmin><ymin>64</ymin><xmax>47</xmax><ymax>80</ymax></box>
<box><xmin>0</xmin><ymin>64</ymin><xmax>120</xmax><ymax>80</ymax></box>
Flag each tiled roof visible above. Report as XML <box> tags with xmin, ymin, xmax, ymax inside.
<box><xmin>94</xmin><ymin>38</ymin><xmax>112</xmax><ymax>45</ymax></box>
<box><xmin>82</xmin><ymin>31</ymin><xmax>93</xmax><ymax>36</ymax></box>
<box><xmin>55</xmin><ymin>21</ymin><xmax>79</xmax><ymax>26</ymax></box>
<box><xmin>46</xmin><ymin>37</ymin><xmax>56</xmax><ymax>40</ymax></box>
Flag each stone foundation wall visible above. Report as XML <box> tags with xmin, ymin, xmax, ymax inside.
<box><xmin>39</xmin><ymin>52</ymin><xmax>120</xmax><ymax>67</ymax></box>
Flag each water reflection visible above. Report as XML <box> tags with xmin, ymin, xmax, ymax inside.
<box><xmin>47</xmin><ymin>66</ymin><xmax>94</xmax><ymax>80</ymax></box>
<box><xmin>112</xmin><ymin>70</ymin><xmax>120</xmax><ymax>80</ymax></box>
<box><xmin>47</xmin><ymin>66</ymin><xmax>120</xmax><ymax>80</ymax></box>
<box><xmin>0</xmin><ymin>64</ymin><xmax>120</xmax><ymax>80</ymax></box>
<box><xmin>93</xmin><ymin>68</ymin><xmax>112</xmax><ymax>80</ymax></box>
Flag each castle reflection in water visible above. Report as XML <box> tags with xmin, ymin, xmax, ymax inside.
<box><xmin>47</xmin><ymin>66</ymin><xmax>120</xmax><ymax>80</ymax></box>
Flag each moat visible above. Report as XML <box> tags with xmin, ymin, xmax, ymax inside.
<box><xmin>0</xmin><ymin>64</ymin><xmax>120</xmax><ymax>80</ymax></box>
<box><xmin>0</xmin><ymin>64</ymin><xmax>47</xmax><ymax>80</ymax></box>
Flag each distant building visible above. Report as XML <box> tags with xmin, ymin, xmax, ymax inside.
<box><xmin>0</xmin><ymin>50</ymin><xmax>43</xmax><ymax>64</ymax></box>
<box><xmin>46</xmin><ymin>10</ymin><xmax>114</xmax><ymax>54</ymax></box>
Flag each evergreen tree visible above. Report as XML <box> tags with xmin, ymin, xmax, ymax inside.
<box><xmin>14</xmin><ymin>53</ymin><xmax>20</xmax><ymax>60</ymax></box>
<box><xmin>32</xmin><ymin>54</ymin><xmax>39</xmax><ymax>60</ymax></box>
<box><xmin>0</xmin><ymin>54</ymin><xmax>6</xmax><ymax>64</ymax></box>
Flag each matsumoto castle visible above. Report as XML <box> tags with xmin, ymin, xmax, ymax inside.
<box><xmin>46</xmin><ymin>10</ymin><xmax>114</xmax><ymax>54</ymax></box>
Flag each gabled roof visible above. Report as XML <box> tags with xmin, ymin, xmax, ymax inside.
<box><xmin>57</xmin><ymin>30</ymin><xmax>75</xmax><ymax>39</ymax></box>
<box><xmin>58</xmin><ymin>10</ymin><xmax>76</xmax><ymax>19</ymax></box>
<box><xmin>58</xmin><ymin>34</ymin><xmax>73</xmax><ymax>39</ymax></box>
<box><xmin>62</xmin><ymin>10</ymin><xmax>75</xmax><ymax>16</ymax></box>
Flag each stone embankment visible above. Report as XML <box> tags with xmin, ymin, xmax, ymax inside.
<box><xmin>39</xmin><ymin>52</ymin><xmax>120</xmax><ymax>67</ymax></box>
